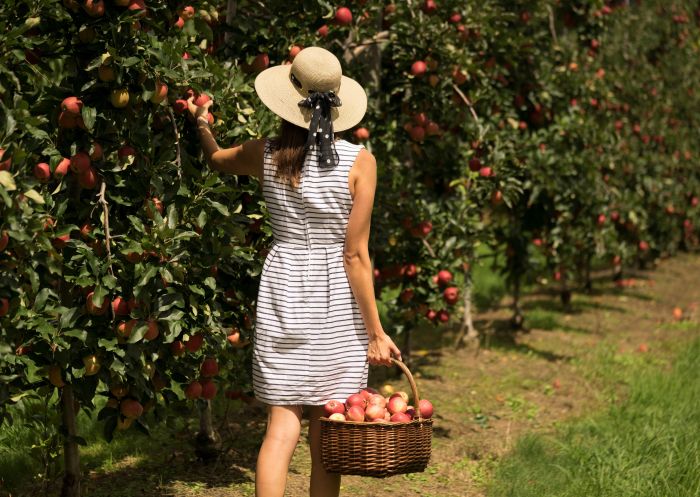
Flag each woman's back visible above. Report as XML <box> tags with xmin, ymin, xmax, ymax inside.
<box><xmin>261</xmin><ymin>137</ymin><xmax>364</xmax><ymax>246</ymax></box>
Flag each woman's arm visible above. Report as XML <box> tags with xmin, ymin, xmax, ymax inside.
<box><xmin>188</xmin><ymin>96</ymin><xmax>264</xmax><ymax>178</ymax></box>
<box><xmin>343</xmin><ymin>148</ymin><xmax>402</xmax><ymax>367</ymax></box>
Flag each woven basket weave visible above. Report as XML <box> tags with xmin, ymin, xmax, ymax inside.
<box><xmin>319</xmin><ymin>358</ymin><xmax>433</xmax><ymax>478</ymax></box>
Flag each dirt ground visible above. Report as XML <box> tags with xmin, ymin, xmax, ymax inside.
<box><xmin>22</xmin><ymin>253</ymin><xmax>700</xmax><ymax>497</ymax></box>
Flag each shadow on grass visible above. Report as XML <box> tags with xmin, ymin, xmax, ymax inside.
<box><xmin>475</xmin><ymin>319</ymin><xmax>574</xmax><ymax>363</ymax></box>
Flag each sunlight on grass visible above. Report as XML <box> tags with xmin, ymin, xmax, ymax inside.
<box><xmin>488</xmin><ymin>338</ymin><xmax>700</xmax><ymax>497</ymax></box>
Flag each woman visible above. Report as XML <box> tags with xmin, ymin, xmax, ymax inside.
<box><xmin>188</xmin><ymin>46</ymin><xmax>402</xmax><ymax>497</ymax></box>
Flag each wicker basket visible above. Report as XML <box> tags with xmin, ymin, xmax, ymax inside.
<box><xmin>319</xmin><ymin>358</ymin><xmax>433</xmax><ymax>478</ymax></box>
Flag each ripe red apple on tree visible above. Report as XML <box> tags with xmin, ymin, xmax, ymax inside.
<box><xmin>61</xmin><ymin>96</ymin><xmax>83</xmax><ymax>115</ymax></box>
<box><xmin>179</xmin><ymin>5</ymin><xmax>194</xmax><ymax>19</ymax></box>
<box><xmin>0</xmin><ymin>148</ymin><xmax>11</xmax><ymax>171</ymax></box>
<box><xmin>437</xmin><ymin>309</ymin><xmax>449</xmax><ymax>322</ymax></box>
<box><xmin>144</xmin><ymin>319</ymin><xmax>159</xmax><ymax>340</ymax></box>
<box><xmin>83</xmin><ymin>0</ymin><xmax>105</xmax><ymax>17</ymax></box>
<box><xmin>112</xmin><ymin>296</ymin><xmax>129</xmax><ymax>316</ymax></box>
<box><xmin>120</xmin><ymin>398</ymin><xmax>143</xmax><ymax>419</ymax></box>
<box><xmin>425</xmin><ymin>308</ymin><xmax>437</xmax><ymax>321</ymax></box>
<box><xmin>408</xmin><ymin>125</ymin><xmax>425</xmax><ymax>142</ymax></box>
<box><xmin>449</xmin><ymin>11</ymin><xmax>461</xmax><ymax>23</ymax></box>
<box><xmin>410</xmin><ymin>60</ymin><xmax>427</xmax><ymax>77</ymax></box>
<box><xmin>33</xmin><ymin>162</ymin><xmax>51</xmax><ymax>182</ymax></box>
<box><xmin>52</xmin><ymin>233</ymin><xmax>71</xmax><ymax>250</ymax></box>
<box><xmin>317</xmin><ymin>24</ymin><xmax>329</xmax><ymax>37</ymax></box>
<box><xmin>443</xmin><ymin>286</ymin><xmax>459</xmax><ymax>305</ymax></box>
<box><xmin>86</xmin><ymin>291</ymin><xmax>108</xmax><ymax>316</ymax></box>
<box><xmin>0</xmin><ymin>231</ymin><xmax>8</xmax><ymax>252</ymax></box>
<box><xmin>0</xmin><ymin>297</ymin><xmax>9</xmax><ymax>317</ymax></box>
<box><xmin>399</xmin><ymin>288</ymin><xmax>414</xmax><ymax>304</ymax></box>
<box><xmin>421</xmin><ymin>0</ymin><xmax>437</xmax><ymax>15</ymax></box>
<box><xmin>289</xmin><ymin>45</ymin><xmax>303</xmax><ymax>60</ymax></box>
<box><xmin>171</xmin><ymin>340</ymin><xmax>186</xmax><ymax>356</ymax></box>
<box><xmin>185</xmin><ymin>380</ymin><xmax>202</xmax><ymax>399</ymax></box>
<box><xmin>70</xmin><ymin>152</ymin><xmax>91</xmax><ymax>174</ymax></box>
<box><xmin>200</xmin><ymin>357</ymin><xmax>219</xmax><ymax>377</ymax></box>
<box><xmin>78</xmin><ymin>167</ymin><xmax>98</xmax><ymax>189</ymax></box>
<box><xmin>185</xmin><ymin>333</ymin><xmax>204</xmax><ymax>352</ymax></box>
<box><xmin>200</xmin><ymin>379</ymin><xmax>217</xmax><ymax>399</ymax></box>
<box><xmin>353</xmin><ymin>127</ymin><xmax>370</xmax><ymax>141</ymax></box>
<box><xmin>334</xmin><ymin>7</ymin><xmax>352</xmax><ymax>25</ymax></box>
<box><xmin>150</xmin><ymin>81</ymin><xmax>168</xmax><ymax>104</ymax></box>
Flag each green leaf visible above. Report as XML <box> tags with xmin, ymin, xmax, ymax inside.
<box><xmin>60</xmin><ymin>308</ymin><xmax>81</xmax><ymax>328</ymax></box>
<box><xmin>137</xmin><ymin>266</ymin><xmax>159</xmax><ymax>288</ymax></box>
<box><xmin>23</xmin><ymin>189</ymin><xmax>45</xmax><ymax>204</ymax></box>
<box><xmin>206</xmin><ymin>199</ymin><xmax>229</xmax><ymax>216</ymax></box>
<box><xmin>102</xmin><ymin>274</ymin><xmax>118</xmax><ymax>289</ymax></box>
<box><xmin>0</xmin><ymin>171</ymin><xmax>17</xmax><ymax>191</ymax></box>
<box><xmin>33</xmin><ymin>288</ymin><xmax>53</xmax><ymax>312</ymax></box>
<box><xmin>128</xmin><ymin>322</ymin><xmax>148</xmax><ymax>343</ymax></box>
<box><xmin>121</xmin><ymin>56</ymin><xmax>141</xmax><ymax>67</ymax></box>
<box><xmin>81</xmin><ymin>106</ymin><xmax>97</xmax><ymax>132</ymax></box>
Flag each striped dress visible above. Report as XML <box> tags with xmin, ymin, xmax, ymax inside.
<box><xmin>252</xmin><ymin>137</ymin><xmax>370</xmax><ymax>406</ymax></box>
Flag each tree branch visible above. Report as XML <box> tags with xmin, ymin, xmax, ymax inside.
<box><xmin>167</xmin><ymin>106</ymin><xmax>182</xmax><ymax>181</ymax></box>
<box><xmin>97</xmin><ymin>181</ymin><xmax>114</xmax><ymax>278</ymax></box>
<box><xmin>546</xmin><ymin>6</ymin><xmax>558</xmax><ymax>45</ymax></box>
<box><xmin>451</xmin><ymin>83</ymin><xmax>479</xmax><ymax>122</ymax></box>
<box><xmin>421</xmin><ymin>237</ymin><xmax>436</xmax><ymax>258</ymax></box>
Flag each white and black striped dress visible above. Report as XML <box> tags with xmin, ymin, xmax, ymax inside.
<box><xmin>252</xmin><ymin>137</ymin><xmax>370</xmax><ymax>406</ymax></box>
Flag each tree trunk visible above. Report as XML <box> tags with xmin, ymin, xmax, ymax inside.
<box><xmin>224</xmin><ymin>0</ymin><xmax>236</xmax><ymax>45</ymax></box>
<box><xmin>511</xmin><ymin>273</ymin><xmax>524</xmax><ymax>330</ymax></box>
<box><xmin>195</xmin><ymin>400</ymin><xmax>221</xmax><ymax>463</ymax></box>
<box><xmin>60</xmin><ymin>385</ymin><xmax>80</xmax><ymax>497</ymax></box>
<box><xmin>454</xmin><ymin>274</ymin><xmax>478</xmax><ymax>348</ymax></box>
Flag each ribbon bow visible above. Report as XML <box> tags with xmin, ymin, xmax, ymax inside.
<box><xmin>298</xmin><ymin>90</ymin><xmax>342</xmax><ymax>169</ymax></box>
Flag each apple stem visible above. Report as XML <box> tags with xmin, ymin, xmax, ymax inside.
<box><xmin>60</xmin><ymin>384</ymin><xmax>81</xmax><ymax>497</ymax></box>
<box><xmin>97</xmin><ymin>181</ymin><xmax>114</xmax><ymax>278</ymax></box>
<box><xmin>451</xmin><ymin>83</ymin><xmax>480</xmax><ymax>124</ymax></box>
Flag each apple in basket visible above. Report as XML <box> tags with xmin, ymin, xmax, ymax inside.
<box><xmin>365</xmin><ymin>404</ymin><xmax>386</xmax><ymax>421</ymax></box>
<box><xmin>418</xmin><ymin>399</ymin><xmax>434</xmax><ymax>418</ymax></box>
<box><xmin>328</xmin><ymin>413</ymin><xmax>346</xmax><ymax>421</ymax></box>
<box><xmin>359</xmin><ymin>387</ymin><xmax>379</xmax><ymax>401</ymax></box>
<box><xmin>346</xmin><ymin>406</ymin><xmax>365</xmax><ymax>422</ymax></box>
<box><xmin>324</xmin><ymin>400</ymin><xmax>345</xmax><ymax>417</ymax></box>
<box><xmin>367</xmin><ymin>393</ymin><xmax>387</xmax><ymax>409</ymax></box>
<box><xmin>387</xmin><ymin>395</ymin><xmax>408</xmax><ymax>415</ymax></box>
<box><xmin>393</xmin><ymin>391</ymin><xmax>409</xmax><ymax>403</ymax></box>
<box><xmin>346</xmin><ymin>393</ymin><xmax>366</xmax><ymax>409</ymax></box>
<box><xmin>406</xmin><ymin>405</ymin><xmax>416</xmax><ymax>418</ymax></box>
<box><xmin>390</xmin><ymin>412</ymin><xmax>412</xmax><ymax>423</ymax></box>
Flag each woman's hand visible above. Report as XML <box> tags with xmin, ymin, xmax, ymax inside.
<box><xmin>367</xmin><ymin>332</ymin><xmax>402</xmax><ymax>367</ymax></box>
<box><xmin>186</xmin><ymin>95</ymin><xmax>213</xmax><ymax>122</ymax></box>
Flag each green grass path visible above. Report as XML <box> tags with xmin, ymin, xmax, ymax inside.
<box><xmin>489</xmin><ymin>338</ymin><xmax>700</xmax><ymax>497</ymax></box>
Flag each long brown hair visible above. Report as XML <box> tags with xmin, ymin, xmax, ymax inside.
<box><xmin>269</xmin><ymin>119</ymin><xmax>307</xmax><ymax>188</ymax></box>
<box><xmin>269</xmin><ymin>119</ymin><xmax>340</xmax><ymax>188</ymax></box>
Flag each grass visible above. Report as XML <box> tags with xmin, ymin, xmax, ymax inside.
<box><xmin>488</xmin><ymin>337</ymin><xmax>700</xmax><ymax>497</ymax></box>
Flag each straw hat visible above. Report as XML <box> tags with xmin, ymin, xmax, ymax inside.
<box><xmin>254</xmin><ymin>46</ymin><xmax>368</xmax><ymax>132</ymax></box>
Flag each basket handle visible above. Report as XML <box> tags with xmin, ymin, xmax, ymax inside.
<box><xmin>389</xmin><ymin>358</ymin><xmax>422</xmax><ymax>421</ymax></box>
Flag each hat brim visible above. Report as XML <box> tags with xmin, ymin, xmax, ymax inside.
<box><xmin>254</xmin><ymin>64</ymin><xmax>367</xmax><ymax>133</ymax></box>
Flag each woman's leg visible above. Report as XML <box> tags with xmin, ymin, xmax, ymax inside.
<box><xmin>255</xmin><ymin>404</ymin><xmax>303</xmax><ymax>497</ymax></box>
<box><xmin>306</xmin><ymin>405</ymin><xmax>341</xmax><ymax>497</ymax></box>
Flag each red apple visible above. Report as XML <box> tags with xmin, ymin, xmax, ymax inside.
<box><xmin>405</xmin><ymin>405</ymin><xmax>416</xmax><ymax>418</ymax></box>
<box><xmin>334</xmin><ymin>7</ymin><xmax>352</xmax><ymax>25</ymax></box>
<box><xmin>437</xmin><ymin>309</ymin><xmax>449</xmax><ymax>322</ymax></box>
<box><xmin>346</xmin><ymin>405</ymin><xmax>365</xmax><ymax>422</ymax></box>
<box><xmin>185</xmin><ymin>333</ymin><xmax>204</xmax><ymax>352</ymax></box>
<box><xmin>443</xmin><ymin>287</ymin><xmax>459</xmax><ymax>305</ymax></box>
<box><xmin>324</xmin><ymin>400</ymin><xmax>346</xmax><ymax>417</ymax></box>
<box><xmin>411</xmin><ymin>60</ymin><xmax>427</xmax><ymax>77</ymax></box>
<box><xmin>200</xmin><ymin>379</ymin><xmax>217</xmax><ymax>399</ymax></box>
<box><xmin>0</xmin><ymin>231</ymin><xmax>8</xmax><ymax>252</ymax></box>
<box><xmin>409</xmin><ymin>125</ymin><xmax>425</xmax><ymax>142</ymax></box>
<box><xmin>353</xmin><ymin>127</ymin><xmax>370</xmax><ymax>141</ymax></box>
<box><xmin>368</xmin><ymin>394</ymin><xmax>387</xmax><ymax>408</ymax></box>
<box><xmin>346</xmin><ymin>393</ymin><xmax>366</xmax><ymax>409</ymax></box>
<box><xmin>86</xmin><ymin>291</ymin><xmax>109</xmax><ymax>316</ymax></box>
<box><xmin>52</xmin><ymin>234</ymin><xmax>70</xmax><ymax>250</ymax></box>
<box><xmin>399</xmin><ymin>288</ymin><xmax>414</xmax><ymax>304</ymax></box>
<box><xmin>184</xmin><ymin>381</ymin><xmax>202</xmax><ymax>399</ymax></box>
<box><xmin>479</xmin><ymin>166</ymin><xmax>492</xmax><ymax>177</ymax></box>
<box><xmin>425</xmin><ymin>121</ymin><xmax>441</xmax><ymax>136</ymax></box>
<box><xmin>78</xmin><ymin>167</ymin><xmax>98</xmax><ymax>189</ymax></box>
<box><xmin>418</xmin><ymin>399</ymin><xmax>433</xmax><ymax>418</ymax></box>
<box><xmin>426</xmin><ymin>309</ymin><xmax>437</xmax><ymax>321</ymax></box>
<box><xmin>250</xmin><ymin>53</ymin><xmax>269</xmax><ymax>73</ymax></box>
<box><xmin>179</xmin><ymin>5</ymin><xmax>194</xmax><ymax>19</ymax></box>
<box><xmin>365</xmin><ymin>404</ymin><xmax>386</xmax><ymax>421</ymax></box>
<box><xmin>638</xmin><ymin>240</ymin><xmax>649</xmax><ymax>251</ymax></box>
<box><xmin>421</xmin><ymin>0</ymin><xmax>437</xmax><ymax>15</ymax></box>
<box><xmin>387</xmin><ymin>395</ymin><xmax>408</xmax><ymax>414</ymax></box>
<box><xmin>200</xmin><ymin>357</ymin><xmax>219</xmax><ymax>377</ymax></box>
<box><xmin>390</xmin><ymin>412</ymin><xmax>412</xmax><ymax>423</ymax></box>
<box><xmin>0</xmin><ymin>149</ymin><xmax>11</xmax><ymax>171</ymax></box>
<box><xmin>33</xmin><ymin>162</ymin><xmax>51</xmax><ymax>182</ymax></box>
<box><xmin>171</xmin><ymin>340</ymin><xmax>186</xmax><ymax>356</ymax></box>
<box><xmin>53</xmin><ymin>158</ymin><xmax>70</xmax><ymax>179</ymax></box>
<box><xmin>437</xmin><ymin>270</ymin><xmax>452</xmax><ymax>286</ymax></box>
<box><xmin>61</xmin><ymin>96</ymin><xmax>83</xmax><ymax>115</ymax></box>
<box><xmin>0</xmin><ymin>298</ymin><xmax>9</xmax><ymax>317</ymax></box>
<box><xmin>449</xmin><ymin>11</ymin><xmax>461</xmax><ymax>23</ymax></box>
<box><xmin>70</xmin><ymin>152</ymin><xmax>91</xmax><ymax>174</ymax></box>
<box><xmin>112</xmin><ymin>296</ymin><xmax>129</xmax><ymax>316</ymax></box>
<box><xmin>144</xmin><ymin>319</ymin><xmax>159</xmax><ymax>340</ymax></box>
<box><xmin>120</xmin><ymin>398</ymin><xmax>143</xmax><ymax>419</ymax></box>
<box><xmin>289</xmin><ymin>45</ymin><xmax>303</xmax><ymax>60</ymax></box>
<box><xmin>317</xmin><ymin>24</ymin><xmax>329</xmax><ymax>37</ymax></box>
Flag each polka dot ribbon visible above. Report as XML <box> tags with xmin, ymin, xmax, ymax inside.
<box><xmin>298</xmin><ymin>90</ymin><xmax>342</xmax><ymax>168</ymax></box>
